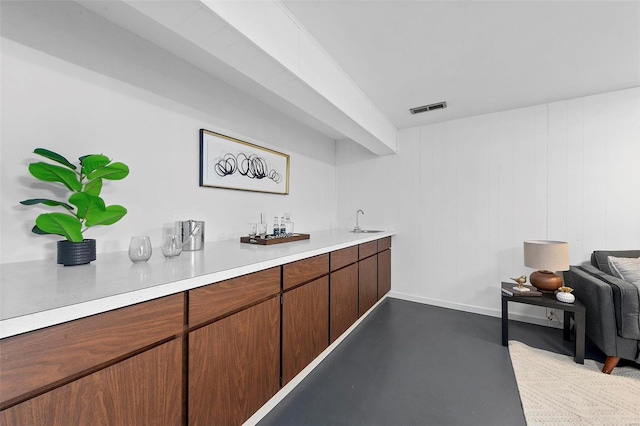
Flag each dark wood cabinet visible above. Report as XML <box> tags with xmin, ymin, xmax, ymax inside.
<box><xmin>1</xmin><ymin>236</ymin><xmax>391</xmax><ymax>425</ymax></box>
<box><xmin>330</xmin><ymin>263</ymin><xmax>359</xmax><ymax>343</ymax></box>
<box><xmin>189</xmin><ymin>267</ymin><xmax>280</xmax><ymax>326</ymax></box>
<box><xmin>358</xmin><ymin>254</ymin><xmax>378</xmax><ymax>316</ymax></box>
<box><xmin>282</xmin><ymin>276</ymin><xmax>329</xmax><ymax>385</ymax></box>
<box><xmin>189</xmin><ymin>296</ymin><xmax>280</xmax><ymax>426</ymax></box>
<box><xmin>0</xmin><ymin>338</ymin><xmax>183</xmax><ymax>425</ymax></box>
<box><xmin>378</xmin><ymin>248</ymin><xmax>391</xmax><ymax>299</ymax></box>
<box><xmin>377</xmin><ymin>236</ymin><xmax>391</xmax><ymax>252</ymax></box>
<box><xmin>283</xmin><ymin>253</ymin><xmax>329</xmax><ymax>290</ymax></box>
<box><xmin>331</xmin><ymin>246</ymin><xmax>358</xmax><ymax>271</ymax></box>
<box><xmin>0</xmin><ymin>294</ymin><xmax>184</xmax><ymax>411</ymax></box>
<box><xmin>359</xmin><ymin>240</ymin><xmax>377</xmax><ymax>260</ymax></box>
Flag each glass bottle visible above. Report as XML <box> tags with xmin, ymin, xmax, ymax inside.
<box><xmin>280</xmin><ymin>216</ymin><xmax>286</xmax><ymax>236</ymax></box>
<box><xmin>284</xmin><ymin>213</ymin><xmax>294</xmax><ymax>234</ymax></box>
<box><xmin>273</xmin><ymin>216</ymin><xmax>280</xmax><ymax>237</ymax></box>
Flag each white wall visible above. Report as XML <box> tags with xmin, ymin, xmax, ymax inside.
<box><xmin>3</xmin><ymin>3</ymin><xmax>638</xmax><ymax>328</ymax></box>
<box><xmin>1</xmin><ymin>2</ymin><xmax>337</xmax><ymax>264</ymax></box>
<box><xmin>338</xmin><ymin>87</ymin><xmax>640</xmax><ymax>323</ymax></box>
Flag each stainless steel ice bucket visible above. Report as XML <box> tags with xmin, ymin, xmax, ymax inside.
<box><xmin>178</xmin><ymin>220</ymin><xmax>204</xmax><ymax>251</ymax></box>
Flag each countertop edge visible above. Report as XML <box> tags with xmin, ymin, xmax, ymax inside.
<box><xmin>1</xmin><ymin>230</ymin><xmax>395</xmax><ymax>339</ymax></box>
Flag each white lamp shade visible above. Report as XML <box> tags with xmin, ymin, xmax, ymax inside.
<box><xmin>523</xmin><ymin>240</ymin><xmax>569</xmax><ymax>272</ymax></box>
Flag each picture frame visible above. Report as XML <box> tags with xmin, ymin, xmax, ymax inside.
<box><xmin>199</xmin><ymin>129</ymin><xmax>290</xmax><ymax>195</ymax></box>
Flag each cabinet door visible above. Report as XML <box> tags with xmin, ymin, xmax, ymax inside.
<box><xmin>282</xmin><ymin>276</ymin><xmax>329</xmax><ymax>385</ymax></box>
<box><xmin>359</xmin><ymin>255</ymin><xmax>378</xmax><ymax>316</ymax></box>
<box><xmin>0</xmin><ymin>339</ymin><xmax>182</xmax><ymax>426</ymax></box>
<box><xmin>378</xmin><ymin>249</ymin><xmax>391</xmax><ymax>299</ymax></box>
<box><xmin>189</xmin><ymin>297</ymin><xmax>280</xmax><ymax>426</ymax></box>
<box><xmin>330</xmin><ymin>263</ymin><xmax>358</xmax><ymax>343</ymax></box>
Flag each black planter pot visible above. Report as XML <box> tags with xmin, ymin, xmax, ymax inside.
<box><xmin>57</xmin><ymin>239</ymin><xmax>96</xmax><ymax>266</ymax></box>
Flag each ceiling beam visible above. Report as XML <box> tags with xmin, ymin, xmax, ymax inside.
<box><xmin>82</xmin><ymin>0</ymin><xmax>398</xmax><ymax>155</ymax></box>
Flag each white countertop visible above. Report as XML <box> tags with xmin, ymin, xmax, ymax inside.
<box><xmin>0</xmin><ymin>229</ymin><xmax>394</xmax><ymax>339</ymax></box>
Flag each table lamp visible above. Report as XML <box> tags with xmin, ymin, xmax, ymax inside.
<box><xmin>523</xmin><ymin>240</ymin><xmax>569</xmax><ymax>292</ymax></box>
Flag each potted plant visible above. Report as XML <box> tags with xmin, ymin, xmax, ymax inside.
<box><xmin>20</xmin><ymin>148</ymin><xmax>129</xmax><ymax>266</ymax></box>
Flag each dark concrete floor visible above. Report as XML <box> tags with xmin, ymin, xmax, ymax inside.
<box><xmin>258</xmin><ymin>297</ymin><xmax>605</xmax><ymax>426</ymax></box>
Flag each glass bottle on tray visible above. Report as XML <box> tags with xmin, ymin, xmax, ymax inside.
<box><xmin>284</xmin><ymin>213</ymin><xmax>294</xmax><ymax>234</ymax></box>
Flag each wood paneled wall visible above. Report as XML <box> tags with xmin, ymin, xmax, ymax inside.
<box><xmin>337</xmin><ymin>87</ymin><xmax>640</xmax><ymax>320</ymax></box>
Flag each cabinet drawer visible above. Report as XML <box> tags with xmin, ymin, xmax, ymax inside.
<box><xmin>358</xmin><ymin>241</ymin><xmax>377</xmax><ymax>259</ymax></box>
<box><xmin>189</xmin><ymin>267</ymin><xmax>280</xmax><ymax>326</ymax></box>
<box><xmin>283</xmin><ymin>254</ymin><xmax>329</xmax><ymax>290</ymax></box>
<box><xmin>0</xmin><ymin>294</ymin><xmax>184</xmax><ymax>409</ymax></box>
<box><xmin>377</xmin><ymin>236</ymin><xmax>391</xmax><ymax>252</ymax></box>
<box><xmin>330</xmin><ymin>246</ymin><xmax>358</xmax><ymax>272</ymax></box>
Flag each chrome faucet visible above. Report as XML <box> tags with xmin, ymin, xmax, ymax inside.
<box><xmin>354</xmin><ymin>209</ymin><xmax>364</xmax><ymax>231</ymax></box>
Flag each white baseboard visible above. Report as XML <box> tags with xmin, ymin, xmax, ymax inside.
<box><xmin>388</xmin><ymin>291</ymin><xmax>563</xmax><ymax>329</ymax></box>
<box><xmin>242</xmin><ymin>295</ymin><xmax>389</xmax><ymax>426</ymax></box>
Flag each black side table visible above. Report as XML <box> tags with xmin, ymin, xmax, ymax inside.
<box><xmin>501</xmin><ymin>282</ymin><xmax>586</xmax><ymax>364</ymax></box>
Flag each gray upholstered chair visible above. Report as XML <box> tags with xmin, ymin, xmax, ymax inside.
<box><xmin>565</xmin><ymin>250</ymin><xmax>640</xmax><ymax>373</ymax></box>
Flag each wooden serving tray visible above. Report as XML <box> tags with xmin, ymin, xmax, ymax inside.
<box><xmin>240</xmin><ymin>233</ymin><xmax>310</xmax><ymax>245</ymax></box>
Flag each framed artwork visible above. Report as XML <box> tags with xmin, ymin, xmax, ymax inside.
<box><xmin>199</xmin><ymin>129</ymin><xmax>290</xmax><ymax>194</ymax></box>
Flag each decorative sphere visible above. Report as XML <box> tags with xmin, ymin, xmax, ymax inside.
<box><xmin>556</xmin><ymin>292</ymin><xmax>575</xmax><ymax>304</ymax></box>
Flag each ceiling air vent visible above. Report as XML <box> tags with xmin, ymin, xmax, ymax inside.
<box><xmin>410</xmin><ymin>101</ymin><xmax>447</xmax><ymax>115</ymax></box>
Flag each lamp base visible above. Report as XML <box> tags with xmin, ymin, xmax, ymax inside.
<box><xmin>530</xmin><ymin>270</ymin><xmax>563</xmax><ymax>293</ymax></box>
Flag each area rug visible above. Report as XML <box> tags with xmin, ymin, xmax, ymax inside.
<box><xmin>509</xmin><ymin>340</ymin><xmax>640</xmax><ymax>425</ymax></box>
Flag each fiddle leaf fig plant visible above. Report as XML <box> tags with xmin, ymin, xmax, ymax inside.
<box><xmin>20</xmin><ymin>148</ymin><xmax>129</xmax><ymax>242</ymax></box>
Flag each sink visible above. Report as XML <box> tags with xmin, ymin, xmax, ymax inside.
<box><xmin>350</xmin><ymin>229</ymin><xmax>384</xmax><ymax>233</ymax></box>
